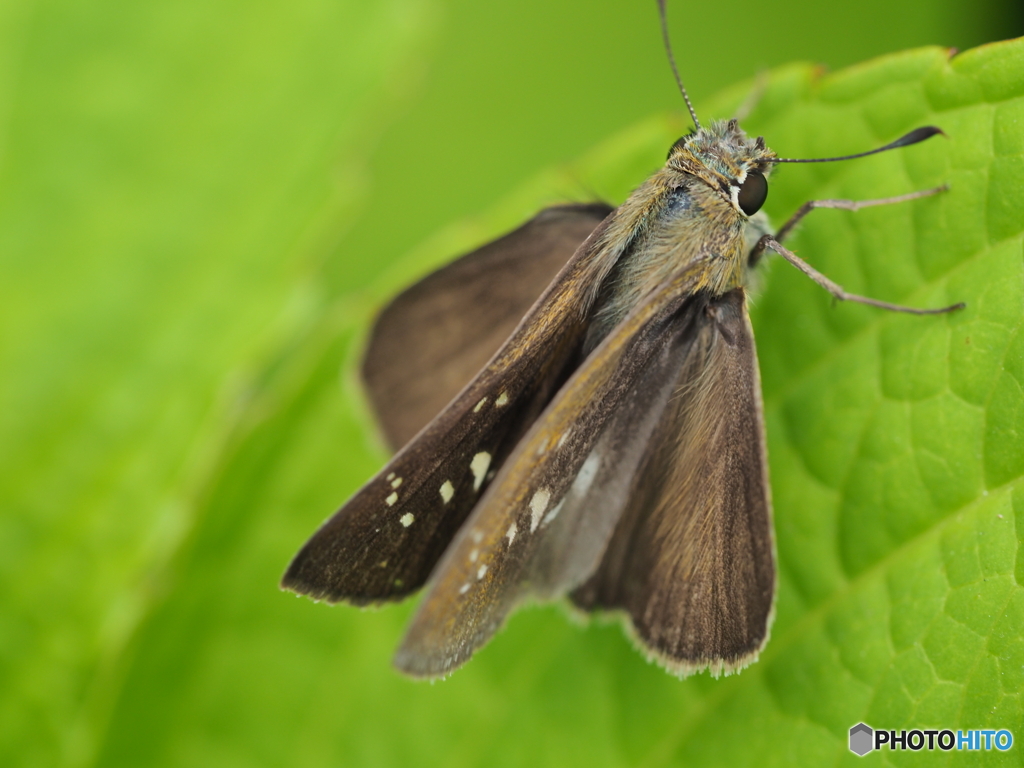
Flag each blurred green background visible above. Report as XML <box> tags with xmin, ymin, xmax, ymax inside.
<box><xmin>1</xmin><ymin>0</ymin><xmax>1021</xmax><ymax>766</ymax></box>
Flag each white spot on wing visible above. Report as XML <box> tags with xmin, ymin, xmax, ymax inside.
<box><xmin>471</xmin><ymin>452</ymin><xmax>492</xmax><ymax>491</ymax></box>
<box><xmin>469</xmin><ymin>549</ymin><xmax>479</xmax><ymax>562</ymax></box>
<box><xmin>473</xmin><ymin>397</ymin><xmax>488</xmax><ymax>413</ymax></box>
<box><xmin>476</xmin><ymin>565</ymin><xmax>488</xmax><ymax>580</ymax></box>
<box><xmin>471</xmin><ymin>529</ymin><xmax>483</xmax><ymax>544</ymax></box>
<box><xmin>400</xmin><ymin>513</ymin><xmax>414</xmax><ymax>527</ymax></box>
<box><xmin>386</xmin><ymin>492</ymin><xmax>398</xmax><ymax>506</ymax></box>
<box><xmin>573</xmin><ymin>452</ymin><xmax>600</xmax><ymax>496</ymax></box>
<box><xmin>440</xmin><ymin>480</ymin><xmax>454</xmax><ymax>504</ymax></box>
<box><xmin>390</xmin><ymin>476</ymin><xmax>403</xmax><ymax>489</ymax></box>
<box><xmin>495</xmin><ymin>391</ymin><xmax>509</xmax><ymax>407</ymax></box>
<box><xmin>386</xmin><ymin>472</ymin><xmax>395</xmax><ymax>481</ymax></box>
<box><xmin>557</xmin><ymin>429</ymin><xmax>571</xmax><ymax>450</ymax></box>
<box><xmin>459</xmin><ymin>583</ymin><xmax>470</xmax><ymax>595</ymax></box>
<box><xmin>505</xmin><ymin>522</ymin><xmax>517</xmax><ymax>546</ymax></box>
<box><xmin>530</xmin><ymin>488</ymin><xmax>551</xmax><ymax>532</ymax></box>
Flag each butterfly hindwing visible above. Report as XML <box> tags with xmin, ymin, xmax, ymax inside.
<box><xmin>281</xmin><ymin>207</ymin><xmax>616</xmax><ymax>605</ymax></box>
<box><xmin>572</xmin><ymin>288</ymin><xmax>775</xmax><ymax>676</ymax></box>
<box><xmin>362</xmin><ymin>203</ymin><xmax>613</xmax><ymax>450</ymax></box>
<box><xmin>393</xmin><ymin>268</ymin><xmax>710</xmax><ymax>677</ymax></box>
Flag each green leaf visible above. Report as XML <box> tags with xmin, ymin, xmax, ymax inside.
<box><xmin>90</xmin><ymin>41</ymin><xmax>1024</xmax><ymax>767</ymax></box>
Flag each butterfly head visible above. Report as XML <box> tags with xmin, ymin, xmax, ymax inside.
<box><xmin>666</xmin><ymin>119</ymin><xmax>776</xmax><ymax>218</ymax></box>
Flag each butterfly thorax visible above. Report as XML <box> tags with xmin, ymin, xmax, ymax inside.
<box><xmin>583</xmin><ymin>119</ymin><xmax>775</xmax><ymax>352</ymax></box>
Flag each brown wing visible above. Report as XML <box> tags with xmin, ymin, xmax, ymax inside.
<box><xmin>281</xmin><ymin>206</ymin><xmax>615</xmax><ymax>606</ymax></box>
<box><xmin>572</xmin><ymin>288</ymin><xmax>775</xmax><ymax>677</ymax></box>
<box><xmin>392</xmin><ymin>269</ymin><xmax>712</xmax><ymax>678</ymax></box>
<box><xmin>362</xmin><ymin>203</ymin><xmax>613</xmax><ymax>450</ymax></box>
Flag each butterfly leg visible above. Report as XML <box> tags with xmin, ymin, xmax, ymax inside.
<box><xmin>756</xmin><ymin>233</ymin><xmax>964</xmax><ymax>315</ymax></box>
<box><xmin>781</xmin><ymin>185</ymin><xmax>948</xmax><ymax>243</ymax></box>
<box><xmin>748</xmin><ymin>185</ymin><xmax>948</xmax><ymax>267</ymax></box>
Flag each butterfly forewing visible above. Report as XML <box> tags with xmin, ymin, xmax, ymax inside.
<box><xmin>393</xmin><ymin>267</ymin><xmax>709</xmax><ymax>677</ymax></box>
<box><xmin>572</xmin><ymin>289</ymin><xmax>774</xmax><ymax>676</ymax></box>
<box><xmin>526</xmin><ymin>293</ymin><xmax>709</xmax><ymax>598</ymax></box>
<box><xmin>281</xmin><ymin>208</ymin><xmax>617</xmax><ymax>605</ymax></box>
<box><xmin>363</xmin><ymin>203</ymin><xmax>613</xmax><ymax>449</ymax></box>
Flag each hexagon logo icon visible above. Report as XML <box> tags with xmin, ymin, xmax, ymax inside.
<box><xmin>849</xmin><ymin>723</ymin><xmax>873</xmax><ymax>756</ymax></box>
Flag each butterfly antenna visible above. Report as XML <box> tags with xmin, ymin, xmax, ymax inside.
<box><xmin>771</xmin><ymin>126</ymin><xmax>945</xmax><ymax>163</ymax></box>
<box><xmin>657</xmin><ymin>0</ymin><xmax>700</xmax><ymax>131</ymax></box>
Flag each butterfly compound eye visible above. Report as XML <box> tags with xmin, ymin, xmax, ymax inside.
<box><xmin>737</xmin><ymin>170</ymin><xmax>767</xmax><ymax>215</ymax></box>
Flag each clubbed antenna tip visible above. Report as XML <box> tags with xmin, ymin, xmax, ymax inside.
<box><xmin>772</xmin><ymin>126</ymin><xmax>945</xmax><ymax>164</ymax></box>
